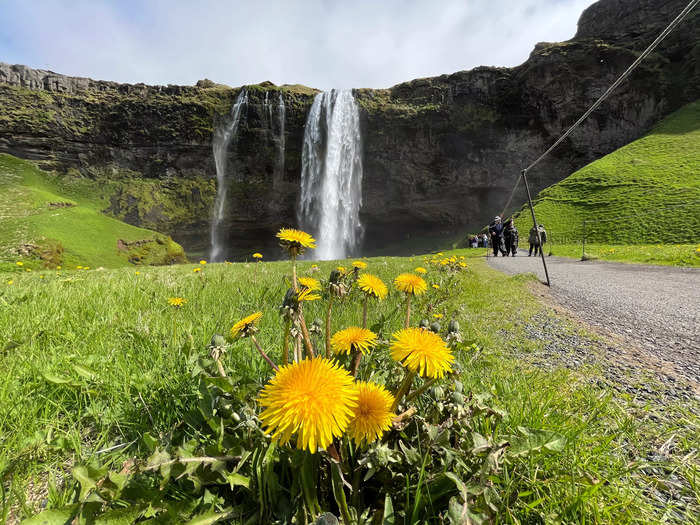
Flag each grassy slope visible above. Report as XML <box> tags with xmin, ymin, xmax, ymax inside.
<box><xmin>0</xmin><ymin>154</ymin><xmax>184</xmax><ymax>270</ymax></box>
<box><xmin>514</xmin><ymin>101</ymin><xmax>700</xmax><ymax>249</ymax></box>
<box><xmin>1</xmin><ymin>253</ymin><xmax>697</xmax><ymax>522</ymax></box>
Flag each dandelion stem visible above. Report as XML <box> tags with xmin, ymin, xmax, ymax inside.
<box><xmin>325</xmin><ymin>295</ymin><xmax>334</xmax><ymax>358</ymax></box>
<box><xmin>250</xmin><ymin>335</ymin><xmax>279</xmax><ymax>372</ymax></box>
<box><xmin>282</xmin><ymin>318</ymin><xmax>291</xmax><ymax>365</ymax></box>
<box><xmin>350</xmin><ymin>349</ymin><xmax>362</xmax><ymax>377</ymax></box>
<box><xmin>291</xmin><ymin>252</ymin><xmax>298</xmax><ymax>290</ymax></box>
<box><xmin>362</xmin><ymin>295</ymin><xmax>368</xmax><ymax>329</ymax></box>
<box><xmin>391</xmin><ymin>370</ymin><xmax>416</xmax><ymax>412</ymax></box>
<box><xmin>298</xmin><ymin>309</ymin><xmax>315</xmax><ymax>358</ymax></box>
<box><xmin>405</xmin><ymin>377</ymin><xmax>438</xmax><ymax>402</ymax></box>
<box><xmin>392</xmin><ymin>406</ymin><xmax>417</xmax><ymax>428</ymax></box>
<box><xmin>404</xmin><ymin>294</ymin><xmax>412</xmax><ymax>328</ymax></box>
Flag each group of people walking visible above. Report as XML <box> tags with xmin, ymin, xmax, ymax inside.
<box><xmin>470</xmin><ymin>216</ymin><xmax>547</xmax><ymax>257</ymax></box>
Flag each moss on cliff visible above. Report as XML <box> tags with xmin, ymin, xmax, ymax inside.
<box><xmin>0</xmin><ymin>154</ymin><xmax>186</xmax><ymax>269</ymax></box>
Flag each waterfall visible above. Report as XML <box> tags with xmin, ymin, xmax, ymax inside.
<box><xmin>276</xmin><ymin>93</ymin><xmax>286</xmax><ymax>189</ymax></box>
<box><xmin>210</xmin><ymin>89</ymin><xmax>248</xmax><ymax>262</ymax></box>
<box><xmin>298</xmin><ymin>89</ymin><xmax>364</xmax><ymax>260</ymax></box>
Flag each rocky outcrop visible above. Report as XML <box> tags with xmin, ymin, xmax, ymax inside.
<box><xmin>0</xmin><ymin>0</ymin><xmax>698</xmax><ymax>257</ymax></box>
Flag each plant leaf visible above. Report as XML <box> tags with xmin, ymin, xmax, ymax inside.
<box><xmin>383</xmin><ymin>494</ymin><xmax>395</xmax><ymax>525</ymax></box>
<box><xmin>21</xmin><ymin>505</ymin><xmax>78</xmax><ymax>524</ymax></box>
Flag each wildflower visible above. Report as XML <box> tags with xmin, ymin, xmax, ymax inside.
<box><xmin>311</xmin><ymin>264</ymin><xmax>319</xmax><ymax>269</ymax></box>
<box><xmin>193</xmin><ymin>267</ymin><xmax>202</xmax><ymax>273</ymax></box>
<box><xmin>331</xmin><ymin>327</ymin><xmax>378</xmax><ymax>355</ymax></box>
<box><xmin>437</xmin><ymin>252</ymin><xmax>444</xmax><ymax>256</ymax></box>
<box><xmin>15</xmin><ymin>261</ymin><xmax>23</xmax><ymax>266</ymax></box>
<box><xmin>231</xmin><ymin>311</ymin><xmax>263</xmax><ymax>338</ymax></box>
<box><xmin>298</xmin><ymin>277</ymin><xmax>321</xmax><ymax>291</ymax></box>
<box><xmin>253</xmin><ymin>253</ymin><xmax>263</xmax><ymax>259</ymax></box>
<box><xmin>200</xmin><ymin>260</ymin><xmax>208</xmax><ymax>265</ymax></box>
<box><xmin>56</xmin><ymin>266</ymin><xmax>61</xmax><ymax>270</ymax></box>
<box><xmin>276</xmin><ymin>228</ymin><xmax>316</xmax><ymax>256</ymax></box>
<box><xmin>257</xmin><ymin>358</ymin><xmax>358</xmax><ymax>452</ymax></box>
<box><xmin>390</xmin><ymin>328</ymin><xmax>454</xmax><ymax>379</ymax></box>
<box><xmin>76</xmin><ymin>266</ymin><xmax>83</xmax><ymax>270</ymax></box>
<box><xmin>432</xmin><ymin>284</ymin><xmax>440</xmax><ymax>289</ymax></box>
<box><xmin>168</xmin><ymin>297</ymin><xmax>187</xmax><ymax>308</ymax></box>
<box><xmin>414</xmin><ymin>267</ymin><xmax>427</xmax><ymax>274</ymax></box>
<box><xmin>347</xmin><ymin>382</ymin><xmax>395</xmax><ymax>445</ymax></box>
<box><xmin>352</xmin><ymin>260</ymin><xmax>367</xmax><ymax>269</ymax></box>
<box><xmin>394</xmin><ymin>273</ymin><xmax>427</xmax><ymax>296</ymax></box>
<box><xmin>433</xmin><ymin>313</ymin><xmax>443</xmax><ymax>319</ymax></box>
<box><xmin>297</xmin><ymin>287</ymin><xmax>320</xmax><ymax>302</ymax></box>
<box><xmin>336</xmin><ymin>266</ymin><xmax>347</xmax><ymax>274</ymax></box>
<box><xmin>39</xmin><ymin>275</ymin><xmax>45</xmax><ymax>279</ymax></box>
<box><xmin>25</xmin><ymin>269</ymin><xmax>32</xmax><ymax>273</ymax></box>
<box><xmin>6</xmin><ymin>280</ymin><xmax>12</xmax><ymax>285</ymax></box>
<box><xmin>225</xmin><ymin>261</ymin><xmax>233</xmax><ymax>265</ymax></box>
<box><xmin>357</xmin><ymin>273</ymin><xmax>388</xmax><ymax>300</ymax></box>
<box><xmin>135</xmin><ymin>271</ymin><xmax>141</xmax><ymax>275</ymax></box>
<box><xmin>83</xmin><ymin>267</ymin><xmax>90</xmax><ymax>270</ymax></box>
<box><xmin>459</xmin><ymin>262</ymin><xmax>468</xmax><ymax>268</ymax></box>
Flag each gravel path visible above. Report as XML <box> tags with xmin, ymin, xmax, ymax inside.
<box><xmin>487</xmin><ymin>254</ymin><xmax>700</xmax><ymax>385</ymax></box>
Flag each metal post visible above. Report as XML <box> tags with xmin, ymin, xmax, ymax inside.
<box><xmin>521</xmin><ymin>169</ymin><xmax>551</xmax><ymax>287</ymax></box>
<box><xmin>581</xmin><ymin>220</ymin><xmax>586</xmax><ymax>261</ymax></box>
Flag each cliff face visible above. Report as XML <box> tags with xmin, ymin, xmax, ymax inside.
<box><xmin>0</xmin><ymin>0</ymin><xmax>698</xmax><ymax>257</ymax></box>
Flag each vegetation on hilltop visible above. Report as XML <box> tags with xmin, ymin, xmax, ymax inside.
<box><xmin>513</xmin><ymin>101</ymin><xmax>700</xmax><ymax>248</ymax></box>
<box><xmin>0</xmin><ymin>154</ymin><xmax>185</xmax><ymax>270</ymax></box>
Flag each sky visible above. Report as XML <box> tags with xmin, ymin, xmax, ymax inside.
<box><xmin>0</xmin><ymin>0</ymin><xmax>596</xmax><ymax>90</ymax></box>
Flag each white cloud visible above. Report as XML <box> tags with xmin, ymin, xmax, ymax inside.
<box><xmin>0</xmin><ymin>0</ymin><xmax>595</xmax><ymax>89</ymax></box>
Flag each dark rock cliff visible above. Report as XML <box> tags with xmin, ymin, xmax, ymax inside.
<box><xmin>0</xmin><ymin>0</ymin><xmax>698</xmax><ymax>258</ymax></box>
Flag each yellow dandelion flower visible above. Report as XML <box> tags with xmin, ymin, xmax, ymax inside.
<box><xmin>258</xmin><ymin>357</ymin><xmax>358</xmax><ymax>452</ymax></box>
<box><xmin>459</xmin><ymin>262</ymin><xmax>468</xmax><ymax>268</ymax></box>
<box><xmin>168</xmin><ymin>297</ymin><xmax>187</xmax><ymax>307</ymax></box>
<box><xmin>135</xmin><ymin>271</ymin><xmax>141</xmax><ymax>275</ymax></box>
<box><xmin>331</xmin><ymin>327</ymin><xmax>378</xmax><ymax>355</ymax></box>
<box><xmin>199</xmin><ymin>260</ymin><xmax>207</xmax><ymax>265</ymax></box>
<box><xmin>357</xmin><ymin>273</ymin><xmax>388</xmax><ymax>300</ymax></box>
<box><xmin>352</xmin><ymin>260</ymin><xmax>367</xmax><ymax>269</ymax></box>
<box><xmin>56</xmin><ymin>266</ymin><xmax>61</xmax><ymax>270</ymax></box>
<box><xmin>414</xmin><ymin>267</ymin><xmax>427</xmax><ymax>274</ymax></box>
<box><xmin>6</xmin><ymin>280</ymin><xmax>13</xmax><ymax>285</ymax></box>
<box><xmin>76</xmin><ymin>266</ymin><xmax>83</xmax><ymax>270</ymax></box>
<box><xmin>311</xmin><ymin>264</ymin><xmax>319</xmax><ymax>269</ymax></box>
<box><xmin>230</xmin><ymin>311</ymin><xmax>263</xmax><ymax>338</ymax></box>
<box><xmin>15</xmin><ymin>261</ymin><xmax>23</xmax><ymax>266</ymax></box>
<box><xmin>298</xmin><ymin>277</ymin><xmax>321</xmax><ymax>291</ymax></box>
<box><xmin>347</xmin><ymin>382</ymin><xmax>395</xmax><ymax>445</ymax></box>
<box><xmin>83</xmin><ymin>267</ymin><xmax>90</xmax><ymax>270</ymax></box>
<box><xmin>193</xmin><ymin>267</ymin><xmax>202</xmax><ymax>273</ymax></box>
<box><xmin>437</xmin><ymin>252</ymin><xmax>444</xmax><ymax>256</ymax></box>
<box><xmin>390</xmin><ymin>327</ymin><xmax>454</xmax><ymax>378</ymax></box>
<box><xmin>394</xmin><ymin>273</ymin><xmax>427</xmax><ymax>296</ymax></box>
<box><xmin>433</xmin><ymin>313</ymin><xmax>443</xmax><ymax>319</ymax></box>
<box><xmin>297</xmin><ymin>287</ymin><xmax>321</xmax><ymax>302</ymax></box>
<box><xmin>25</xmin><ymin>269</ymin><xmax>32</xmax><ymax>273</ymax></box>
<box><xmin>336</xmin><ymin>266</ymin><xmax>347</xmax><ymax>274</ymax></box>
<box><xmin>39</xmin><ymin>275</ymin><xmax>45</xmax><ymax>279</ymax></box>
<box><xmin>253</xmin><ymin>252</ymin><xmax>263</xmax><ymax>259</ymax></box>
<box><xmin>432</xmin><ymin>284</ymin><xmax>440</xmax><ymax>289</ymax></box>
<box><xmin>225</xmin><ymin>261</ymin><xmax>233</xmax><ymax>265</ymax></box>
<box><xmin>276</xmin><ymin>228</ymin><xmax>316</xmax><ymax>252</ymax></box>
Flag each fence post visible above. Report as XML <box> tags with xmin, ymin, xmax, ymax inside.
<box><xmin>521</xmin><ymin>169</ymin><xmax>551</xmax><ymax>287</ymax></box>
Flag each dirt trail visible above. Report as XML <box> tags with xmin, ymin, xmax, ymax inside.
<box><xmin>487</xmin><ymin>254</ymin><xmax>700</xmax><ymax>385</ymax></box>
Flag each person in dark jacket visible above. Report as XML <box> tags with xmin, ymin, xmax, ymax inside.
<box><xmin>488</xmin><ymin>216</ymin><xmax>507</xmax><ymax>256</ymax></box>
<box><xmin>504</xmin><ymin>219</ymin><xmax>519</xmax><ymax>256</ymax></box>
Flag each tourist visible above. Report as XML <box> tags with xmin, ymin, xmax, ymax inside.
<box><xmin>488</xmin><ymin>216</ymin><xmax>507</xmax><ymax>256</ymax></box>
<box><xmin>529</xmin><ymin>223</ymin><xmax>547</xmax><ymax>256</ymax></box>
<box><xmin>504</xmin><ymin>219</ymin><xmax>519</xmax><ymax>256</ymax></box>
<box><xmin>481</xmin><ymin>233</ymin><xmax>489</xmax><ymax>248</ymax></box>
<box><xmin>470</xmin><ymin>235</ymin><xmax>478</xmax><ymax>248</ymax></box>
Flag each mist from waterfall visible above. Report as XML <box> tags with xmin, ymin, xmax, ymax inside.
<box><xmin>209</xmin><ymin>89</ymin><xmax>248</xmax><ymax>262</ymax></box>
<box><xmin>265</xmin><ymin>92</ymin><xmax>286</xmax><ymax>189</ymax></box>
<box><xmin>298</xmin><ymin>89</ymin><xmax>363</xmax><ymax>260</ymax></box>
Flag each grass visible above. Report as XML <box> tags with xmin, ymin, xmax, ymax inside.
<box><xmin>546</xmin><ymin>243</ymin><xmax>700</xmax><ymax>267</ymax></box>
<box><xmin>0</xmin><ymin>154</ymin><xmax>185</xmax><ymax>271</ymax></box>
<box><xmin>1</xmin><ymin>251</ymin><xmax>698</xmax><ymax>522</ymax></box>
<box><xmin>513</xmin><ymin>101</ymin><xmax>700</xmax><ymax>247</ymax></box>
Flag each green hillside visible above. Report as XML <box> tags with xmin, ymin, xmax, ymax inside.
<box><xmin>514</xmin><ymin>101</ymin><xmax>700</xmax><ymax>246</ymax></box>
<box><xmin>0</xmin><ymin>154</ymin><xmax>185</xmax><ymax>271</ymax></box>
